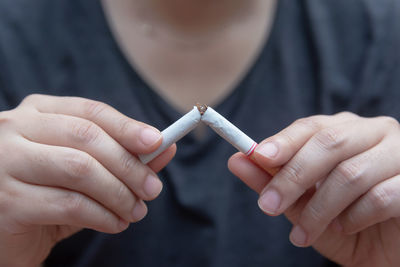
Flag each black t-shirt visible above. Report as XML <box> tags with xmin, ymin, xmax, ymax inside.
<box><xmin>0</xmin><ymin>0</ymin><xmax>400</xmax><ymax>266</ymax></box>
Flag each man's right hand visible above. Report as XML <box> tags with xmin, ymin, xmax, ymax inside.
<box><xmin>0</xmin><ymin>94</ymin><xmax>176</xmax><ymax>267</ymax></box>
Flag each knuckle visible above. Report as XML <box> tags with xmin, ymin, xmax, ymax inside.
<box><xmin>281</xmin><ymin>161</ymin><xmax>306</xmax><ymax>190</ymax></box>
<box><xmin>64</xmin><ymin>151</ymin><xmax>94</xmax><ymax>178</ymax></box>
<box><xmin>307</xmin><ymin>204</ymin><xmax>327</xmax><ymax>225</ymax></box>
<box><xmin>70</xmin><ymin>119</ymin><xmax>101</xmax><ymax>145</ymax></box>
<box><xmin>342</xmin><ymin>211</ymin><xmax>359</xmax><ymax>233</ymax></box>
<box><xmin>21</xmin><ymin>94</ymin><xmax>42</xmax><ymax>105</ymax></box>
<box><xmin>278</xmin><ymin>131</ymin><xmax>296</xmax><ymax>148</ymax></box>
<box><xmin>333</xmin><ymin>161</ymin><xmax>365</xmax><ymax>188</ymax></box>
<box><xmin>369</xmin><ymin>186</ymin><xmax>393</xmax><ymax>210</ymax></box>
<box><xmin>115</xmin><ymin>183</ymin><xmax>130</xmax><ymax>204</ymax></box>
<box><xmin>113</xmin><ymin>183</ymin><xmax>135</xmax><ymax>213</ymax></box>
<box><xmin>336</xmin><ymin>111</ymin><xmax>358</xmax><ymax>118</ymax></box>
<box><xmin>119</xmin><ymin>154</ymin><xmax>149</xmax><ymax>195</ymax></box>
<box><xmin>117</xmin><ymin>118</ymin><xmax>134</xmax><ymax>139</ymax></box>
<box><xmin>379</xmin><ymin>116</ymin><xmax>399</xmax><ymax>129</ymax></box>
<box><xmin>120</xmin><ymin>152</ymin><xmax>142</xmax><ymax>178</ymax></box>
<box><xmin>82</xmin><ymin>100</ymin><xmax>109</xmax><ymax>119</ymax></box>
<box><xmin>294</xmin><ymin>117</ymin><xmax>322</xmax><ymax>131</ymax></box>
<box><xmin>314</xmin><ymin>127</ymin><xmax>344</xmax><ymax>151</ymax></box>
<box><xmin>59</xmin><ymin>192</ymin><xmax>86</xmax><ymax>218</ymax></box>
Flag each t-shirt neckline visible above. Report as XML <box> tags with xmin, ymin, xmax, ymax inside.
<box><xmin>92</xmin><ymin>0</ymin><xmax>281</xmax><ymax>120</ymax></box>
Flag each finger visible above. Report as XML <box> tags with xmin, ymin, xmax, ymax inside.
<box><xmin>228</xmin><ymin>152</ymin><xmax>272</xmax><ymax>194</ymax></box>
<box><xmin>228</xmin><ymin>152</ymin><xmax>319</xmax><ymax>228</ymax></box>
<box><xmin>339</xmin><ymin>175</ymin><xmax>400</xmax><ymax>235</ymax></box>
<box><xmin>228</xmin><ymin>151</ymin><xmax>354</xmax><ymax>253</ymax></box>
<box><xmin>21</xmin><ymin>94</ymin><xmax>162</xmax><ymax>154</ymax></box>
<box><xmin>7</xmin><ymin>138</ymin><xmax>147</xmax><ymax>223</ymax></box>
<box><xmin>226</xmin><ymin>160</ymin><xmax>356</xmax><ymax>255</ymax></box>
<box><xmin>258</xmin><ymin>117</ymin><xmax>387</xmax><ymax>216</ymax></box>
<box><xmin>253</xmin><ymin>112</ymin><xmax>358</xmax><ymax>169</ymax></box>
<box><xmin>289</xmin><ymin>138</ymin><xmax>400</xmax><ymax>246</ymax></box>
<box><xmin>1</xmin><ymin>177</ymin><xmax>131</xmax><ymax>234</ymax></box>
<box><xmin>17</xmin><ymin>112</ymin><xmax>163</xmax><ymax>201</ymax></box>
<box><xmin>148</xmin><ymin>144</ymin><xmax>177</xmax><ymax>173</ymax></box>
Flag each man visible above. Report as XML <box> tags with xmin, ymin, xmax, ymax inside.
<box><xmin>0</xmin><ymin>0</ymin><xmax>399</xmax><ymax>266</ymax></box>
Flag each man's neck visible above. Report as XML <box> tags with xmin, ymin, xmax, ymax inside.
<box><xmin>102</xmin><ymin>0</ymin><xmax>258</xmax><ymax>39</ymax></box>
<box><xmin>101</xmin><ymin>0</ymin><xmax>277</xmax><ymax>113</ymax></box>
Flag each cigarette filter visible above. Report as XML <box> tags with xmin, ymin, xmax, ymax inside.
<box><xmin>138</xmin><ymin>107</ymin><xmax>201</xmax><ymax>164</ymax></box>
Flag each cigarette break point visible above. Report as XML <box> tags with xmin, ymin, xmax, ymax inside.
<box><xmin>196</xmin><ymin>103</ymin><xmax>208</xmax><ymax>115</ymax></box>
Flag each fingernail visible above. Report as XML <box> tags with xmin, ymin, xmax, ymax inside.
<box><xmin>256</xmin><ymin>142</ymin><xmax>278</xmax><ymax>159</ymax></box>
<box><xmin>132</xmin><ymin>200</ymin><xmax>148</xmax><ymax>222</ymax></box>
<box><xmin>258</xmin><ymin>189</ymin><xmax>281</xmax><ymax>214</ymax></box>
<box><xmin>140</xmin><ymin>128</ymin><xmax>161</xmax><ymax>146</ymax></box>
<box><xmin>290</xmin><ymin>225</ymin><xmax>307</xmax><ymax>247</ymax></box>
<box><xmin>143</xmin><ymin>174</ymin><xmax>163</xmax><ymax>199</ymax></box>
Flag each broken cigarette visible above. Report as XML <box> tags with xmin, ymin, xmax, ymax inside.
<box><xmin>201</xmin><ymin>106</ymin><xmax>257</xmax><ymax>156</ymax></box>
<box><xmin>200</xmin><ymin>105</ymin><xmax>280</xmax><ymax>176</ymax></box>
<box><xmin>138</xmin><ymin>106</ymin><xmax>201</xmax><ymax>164</ymax></box>
<box><xmin>138</xmin><ymin>104</ymin><xmax>280</xmax><ymax>176</ymax></box>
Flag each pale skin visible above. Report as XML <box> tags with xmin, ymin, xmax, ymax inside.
<box><xmin>0</xmin><ymin>1</ymin><xmax>399</xmax><ymax>266</ymax></box>
<box><xmin>0</xmin><ymin>95</ymin><xmax>177</xmax><ymax>266</ymax></box>
<box><xmin>229</xmin><ymin>113</ymin><xmax>400</xmax><ymax>266</ymax></box>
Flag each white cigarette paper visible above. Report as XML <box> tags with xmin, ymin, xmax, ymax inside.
<box><xmin>139</xmin><ymin>105</ymin><xmax>257</xmax><ymax>165</ymax></box>
<box><xmin>138</xmin><ymin>107</ymin><xmax>201</xmax><ymax>164</ymax></box>
<box><xmin>201</xmin><ymin>107</ymin><xmax>257</xmax><ymax>156</ymax></box>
